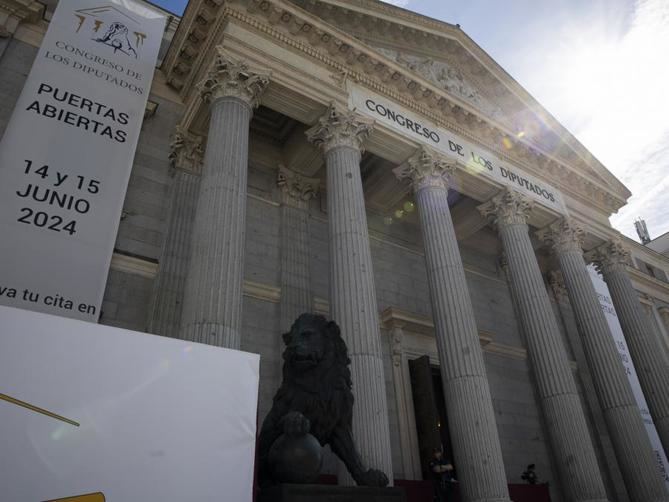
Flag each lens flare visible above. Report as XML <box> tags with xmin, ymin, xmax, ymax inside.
<box><xmin>502</xmin><ymin>137</ymin><xmax>513</xmax><ymax>149</ymax></box>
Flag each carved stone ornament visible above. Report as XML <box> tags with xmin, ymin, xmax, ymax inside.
<box><xmin>277</xmin><ymin>165</ymin><xmax>320</xmax><ymax>203</ymax></box>
<box><xmin>373</xmin><ymin>47</ymin><xmax>505</xmax><ymax>122</ymax></box>
<box><xmin>305</xmin><ymin>104</ymin><xmax>374</xmax><ymax>153</ymax></box>
<box><xmin>197</xmin><ymin>48</ymin><xmax>270</xmax><ymax>107</ymax></box>
<box><xmin>393</xmin><ymin>146</ymin><xmax>455</xmax><ymax>192</ymax></box>
<box><xmin>536</xmin><ymin>218</ymin><xmax>585</xmax><ymax>255</ymax></box>
<box><xmin>585</xmin><ymin>239</ymin><xmax>632</xmax><ymax>275</ymax></box>
<box><xmin>168</xmin><ymin>125</ymin><xmax>205</xmax><ymax>174</ymax></box>
<box><xmin>477</xmin><ymin>188</ymin><xmax>534</xmax><ymax>227</ymax></box>
<box><xmin>548</xmin><ymin>270</ymin><xmax>569</xmax><ymax>304</ymax></box>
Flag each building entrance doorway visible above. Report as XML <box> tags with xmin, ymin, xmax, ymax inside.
<box><xmin>408</xmin><ymin>355</ymin><xmax>454</xmax><ymax>481</ymax></box>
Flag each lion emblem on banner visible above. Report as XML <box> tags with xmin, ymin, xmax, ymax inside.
<box><xmin>95</xmin><ymin>22</ymin><xmax>137</xmax><ymax>58</ymax></box>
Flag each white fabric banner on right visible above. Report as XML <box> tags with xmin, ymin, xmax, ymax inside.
<box><xmin>588</xmin><ymin>265</ymin><xmax>669</xmax><ymax>488</ymax></box>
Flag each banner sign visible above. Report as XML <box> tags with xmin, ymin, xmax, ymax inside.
<box><xmin>349</xmin><ymin>84</ymin><xmax>567</xmax><ymax>214</ymax></box>
<box><xmin>0</xmin><ymin>305</ymin><xmax>260</xmax><ymax>501</ymax></box>
<box><xmin>588</xmin><ymin>266</ymin><xmax>669</xmax><ymax>488</ymax></box>
<box><xmin>0</xmin><ymin>0</ymin><xmax>165</xmax><ymax>321</ymax></box>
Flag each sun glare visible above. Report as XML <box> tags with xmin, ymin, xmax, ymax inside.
<box><xmin>526</xmin><ymin>0</ymin><xmax>669</xmax><ymax>237</ymax></box>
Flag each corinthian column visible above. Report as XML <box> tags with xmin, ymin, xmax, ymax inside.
<box><xmin>478</xmin><ymin>189</ymin><xmax>609</xmax><ymax>502</ymax></box>
<box><xmin>180</xmin><ymin>49</ymin><xmax>269</xmax><ymax>349</ymax></box>
<box><xmin>277</xmin><ymin>165</ymin><xmax>318</xmax><ymax>331</ymax></box>
<box><xmin>538</xmin><ymin>219</ymin><xmax>669</xmax><ymax>502</ymax></box>
<box><xmin>306</xmin><ymin>105</ymin><xmax>393</xmax><ymax>485</ymax></box>
<box><xmin>147</xmin><ymin>127</ymin><xmax>204</xmax><ymax>338</ymax></box>
<box><xmin>587</xmin><ymin>240</ymin><xmax>669</xmax><ymax>456</ymax></box>
<box><xmin>394</xmin><ymin>148</ymin><xmax>510</xmax><ymax>502</ymax></box>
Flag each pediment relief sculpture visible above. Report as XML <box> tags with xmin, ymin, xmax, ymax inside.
<box><xmin>374</xmin><ymin>46</ymin><xmax>505</xmax><ymax>122</ymax></box>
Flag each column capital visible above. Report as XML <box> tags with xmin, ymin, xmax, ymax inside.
<box><xmin>305</xmin><ymin>104</ymin><xmax>374</xmax><ymax>153</ymax></box>
<box><xmin>585</xmin><ymin>239</ymin><xmax>632</xmax><ymax>275</ymax></box>
<box><xmin>477</xmin><ymin>188</ymin><xmax>534</xmax><ymax>227</ymax></box>
<box><xmin>536</xmin><ymin>218</ymin><xmax>585</xmax><ymax>255</ymax></box>
<box><xmin>168</xmin><ymin>126</ymin><xmax>205</xmax><ymax>175</ymax></box>
<box><xmin>198</xmin><ymin>48</ymin><xmax>270</xmax><ymax>107</ymax></box>
<box><xmin>393</xmin><ymin>146</ymin><xmax>455</xmax><ymax>192</ymax></box>
<box><xmin>277</xmin><ymin>165</ymin><xmax>320</xmax><ymax>206</ymax></box>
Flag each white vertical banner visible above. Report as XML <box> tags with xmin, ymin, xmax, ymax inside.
<box><xmin>0</xmin><ymin>0</ymin><xmax>165</xmax><ymax>322</ymax></box>
<box><xmin>588</xmin><ymin>265</ymin><xmax>669</xmax><ymax>488</ymax></box>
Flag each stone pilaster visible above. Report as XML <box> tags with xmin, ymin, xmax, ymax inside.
<box><xmin>277</xmin><ymin>165</ymin><xmax>319</xmax><ymax>332</ymax></box>
<box><xmin>147</xmin><ymin>127</ymin><xmax>204</xmax><ymax>338</ymax></box>
<box><xmin>587</xmin><ymin>239</ymin><xmax>669</xmax><ymax>456</ymax></box>
<box><xmin>478</xmin><ymin>189</ymin><xmax>609</xmax><ymax>502</ymax></box>
<box><xmin>180</xmin><ymin>49</ymin><xmax>269</xmax><ymax>349</ymax></box>
<box><xmin>394</xmin><ymin>148</ymin><xmax>510</xmax><ymax>502</ymax></box>
<box><xmin>538</xmin><ymin>219</ymin><xmax>669</xmax><ymax>502</ymax></box>
<box><xmin>306</xmin><ymin>105</ymin><xmax>393</xmax><ymax>485</ymax></box>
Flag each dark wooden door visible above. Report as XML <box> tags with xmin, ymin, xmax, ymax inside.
<box><xmin>408</xmin><ymin>355</ymin><xmax>442</xmax><ymax>480</ymax></box>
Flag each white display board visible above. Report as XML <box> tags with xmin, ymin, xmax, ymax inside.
<box><xmin>0</xmin><ymin>305</ymin><xmax>260</xmax><ymax>501</ymax></box>
<box><xmin>0</xmin><ymin>0</ymin><xmax>165</xmax><ymax>322</ymax></box>
<box><xmin>349</xmin><ymin>83</ymin><xmax>566</xmax><ymax>214</ymax></box>
<box><xmin>588</xmin><ymin>266</ymin><xmax>669</xmax><ymax>488</ymax></box>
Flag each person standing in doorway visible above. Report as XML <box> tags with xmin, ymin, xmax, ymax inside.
<box><xmin>429</xmin><ymin>448</ymin><xmax>457</xmax><ymax>501</ymax></box>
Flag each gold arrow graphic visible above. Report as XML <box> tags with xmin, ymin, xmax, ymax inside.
<box><xmin>0</xmin><ymin>392</ymin><xmax>79</xmax><ymax>427</ymax></box>
<box><xmin>45</xmin><ymin>492</ymin><xmax>105</xmax><ymax>501</ymax></box>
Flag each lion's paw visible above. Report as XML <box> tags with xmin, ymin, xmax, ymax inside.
<box><xmin>280</xmin><ymin>411</ymin><xmax>311</xmax><ymax>437</ymax></box>
<box><xmin>360</xmin><ymin>468</ymin><xmax>389</xmax><ymax>488</ymax></box>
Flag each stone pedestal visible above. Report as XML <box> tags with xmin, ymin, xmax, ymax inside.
<box><xmin>180</xmin><ymin>50</ymin><xmax>269</xmax><ymax>349</ymax></box>
<box><xmin>478</xmin><ymin>189</ymin><xmax>609</xmax><ymax>502</ymax></box>
<box><xmin>258</xmin><ymin>484</ymin><xmax>407</xmax><ymax>502</ymax></box>
<box><xmin>587</xmin><ymin>240</ymin><xmax>669</xmax><ymax>456</ymax></box>
<box><xmin>394</xmin><ymin>148</ymin><xmax>510</xmax><ymax>502</ymax></box>
<box><xmin>538</xmin><ymin>219</ymin><xmax>669</xmax><ymax>502</ymax></box>
<box><xmin>306</xmin><ymin>106</ymin><xmax>393</xmax><ymax>485</ymax></box>
<box><xmin>147</xmin><ymin>127</ymin><xmax>203</xmax><ymax>338</ymax></box>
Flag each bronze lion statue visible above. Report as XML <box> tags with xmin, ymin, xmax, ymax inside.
<box><xmin>258</xmin><ymin>313</ymin><xmax>389</xmax><ymax>487</ymax></box>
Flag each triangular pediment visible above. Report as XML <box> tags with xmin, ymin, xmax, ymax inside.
<box><xmin>290</xmin><ymin>0</ymin><xmax>630</xmax><ymax>204</ymax></box>
<box><xmin>371</xmin><ymin>46</ymin><xmax>506</xmax><ymax>124</ymax></box>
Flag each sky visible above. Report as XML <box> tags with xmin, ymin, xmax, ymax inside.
<box><xmin>154</xmin><ymin>0</ymin><xmax>669</xmax><ymax>243</ymax></box>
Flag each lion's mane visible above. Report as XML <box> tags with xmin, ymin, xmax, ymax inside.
<box><xmin>269</xmin><ymin>314</ymin><xmax>353</xmax><ymax>443</ymax></box>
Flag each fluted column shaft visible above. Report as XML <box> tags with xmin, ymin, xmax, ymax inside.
<box><xmin>539</xmin><ymin>220</ymin><xmax>669</xmax><ymax>501</ymax></box>
<box><xmin>479</xmin><ymin>190</ymin><xmax>609</xmax><ymax>502</ymax></box>
<box><xmin>181</xmin><ymin>97</ymin><xmax>250</xmax><ymax>348</ymax></box>
<box><xmin>589</xmin><ymin>241</ymin><xmax>669</xmax><ymax>456</ymax></box>
<box><xmin>326</xmin><ymin>145</ymin><xmax>393</xmax><ymax>483</ymax></box>
<box><xmin>148</xmin><ymin>168</ymin><xmax>200</xmax><ymax>337</ymax></box>
<box><xmin>180</xmin><ymin>50</ymin><xmax>269</xmax><ymax>349</ymax></box>
<box><xmin>306</xmin><ymin>106</ymin><xmax>393</xmax><ymax>485</ymax></box>
<box><xmin>395</xmin><ymin>149</ymin><xmax>510</xmax><ymax>502</ymax></box>
<box><xmin>148</xmin><ymin>128</ymin><xmax>203</xmax><ymax>338</ymax></box>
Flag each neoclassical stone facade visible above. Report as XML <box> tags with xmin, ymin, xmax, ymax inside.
<box><xmin>2</xmin><ymin>0</ymin><xmax>669</xmax><ymax>501</ymax></box>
